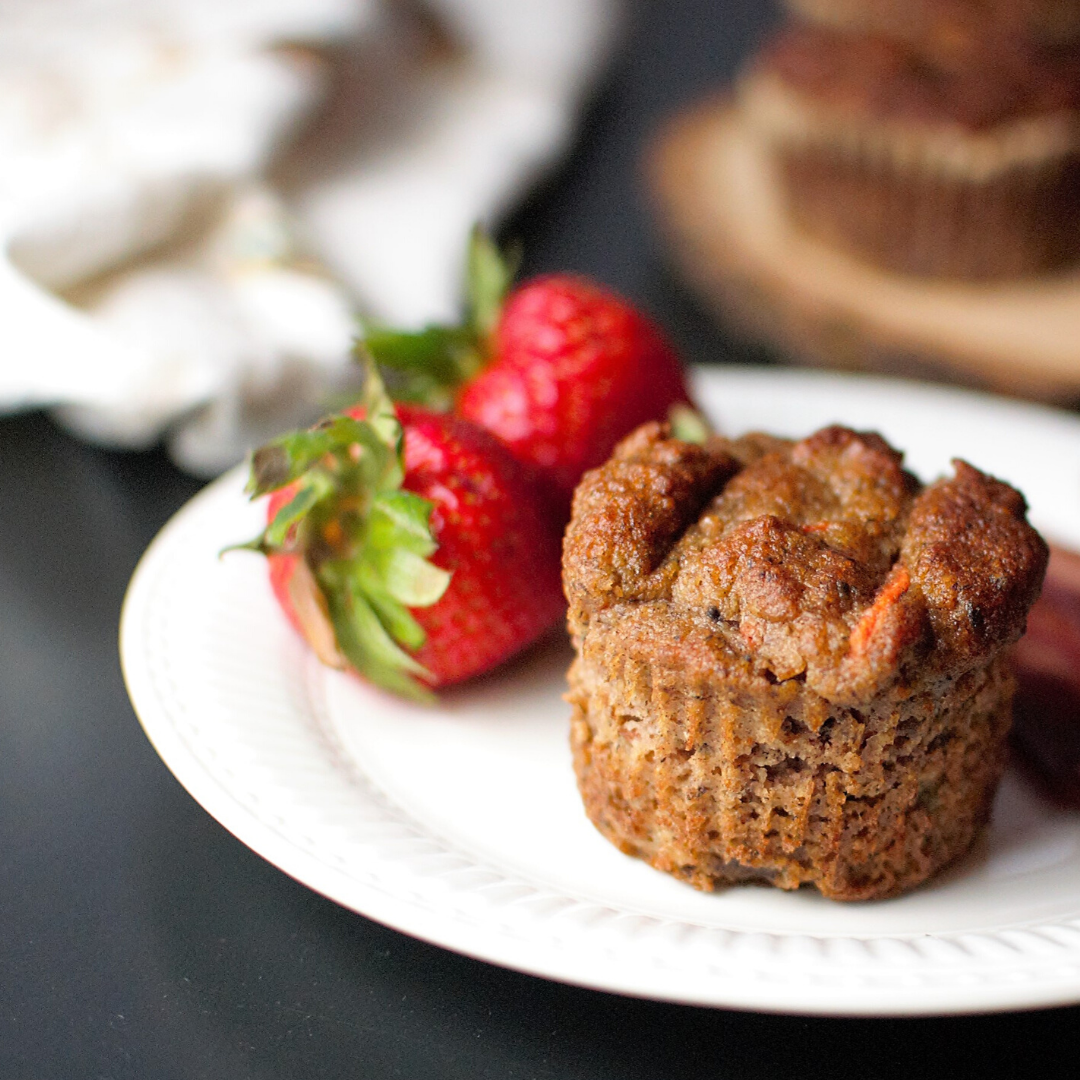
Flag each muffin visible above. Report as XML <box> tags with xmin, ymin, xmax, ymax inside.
<box><xmin>563</xmin><ymin>422</ymin><xmax>1047</xmax><ymax>900</ymax></box>
<box><xmin>737</xmin><ymin>23</ymin><xmax>1080</xmax><ymax>279</ymax></box>
<box><xmin>786</xmin><ymin>0</ymin><xmax>1080</xmax><ymax>58</ymax></box>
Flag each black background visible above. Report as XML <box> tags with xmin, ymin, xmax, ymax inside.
<box><xmin>2</xmin><ymin>1</ymin><xmax>1077</xmax><ymax>1076</ymax></box>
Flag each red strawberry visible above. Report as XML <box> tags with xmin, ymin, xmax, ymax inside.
<box><xmin>240</xmin><ymin>367</ymin><xmax>565</xmax><ymax>700</ymax></box>
<box><xmin>365</xmin><ymin>229</ymin><xmax>692</xmax><ymax>508</ymax></box>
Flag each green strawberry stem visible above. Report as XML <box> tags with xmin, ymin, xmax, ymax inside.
<box><xmin>465</xmin><ymin>224</ymin><xmax>519</xmax><ymax>338</ymax></box>
<box><xmin>238</xmin><ymin>358</ymin><xmax>451</xmax><ymax>703</ymax></box>
<box><xmin>360</xmin><ymin>225</ymin><xmax>518</xmax><ymax>407</ymax></box>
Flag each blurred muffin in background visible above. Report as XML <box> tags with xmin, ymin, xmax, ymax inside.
<box><xmin>786</xmin><ymin>0</ymin><xmax>1080</xmax><ymax>59</ymax></box>
<box><xmin>738</xmin><ymin>22</ymin><xmax>1080</xmax><ymax>279</ymax></box>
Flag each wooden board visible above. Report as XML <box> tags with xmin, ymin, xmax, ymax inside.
<box><xmin>649</xmin><ymin>99</ymin><xmax>1080</xmax><ymax>404</ymax></box>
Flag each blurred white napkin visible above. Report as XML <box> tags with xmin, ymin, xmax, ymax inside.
<box><xmin>0</xmin><ymin>0</ymin><xmax>619</xmax><ymax>473</ymax></box>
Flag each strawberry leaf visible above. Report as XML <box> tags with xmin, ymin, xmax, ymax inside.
<box><xmin>264</xmin><ymin>474</ymin><xmax>333</xmax><ymax>548</ymax></box>
<box><xmin>247</xmin><ymin>414</ymin><xmax>372</xmax><ymax>497</ymax></box>
<box><xmin>360</xmin><ymin>323</ymin><xmax>479</xmax><ymax>409</ymax></box>
<box><xmin>361</xmin><ymin>323</ymin><xmax>474</xmax><ymax>381</ymax></box>
<box><xmin>368</xmin><ymin>490</ymin><xmax>440</xmax><ymax>557</ymax></box>
<box><xmin>321</xmin><ymin>574</ymin><xmax>435</xmax><ymax>704</ymax></box>
<box><xmin>346</xmin><ymin>420</ymin><xmax>400</xmax><ymax>496</ymax></box>
<box><xmin>362</xmin><ymin>546</ymin><xmax>451</xmax><ymax>608</ymax></box>
<box><xmin>357</xmin><ymin>225</ymin><xmax>518</xmax><ymax>407</ymax></box>
<box><xmin>360</xmin><ymin>350</ymin><xmax>405</xmax><ymax>451</ymax></box>
<box><xmin>364</xmin><ymin>589</ymin><xmax>428</xmax><ymax>652</ymax></box>
<box><xmin>248</xmin><ymin>430</ymin><xmax>329</xmax><ymax>495</ymax></box>
<box><xmin>466</xmin><ymin>225</ymin><xmax>517</xmax><ymax>339</ymax></box>
<box><xmin>233</xmin><ymin>360</ymin><xmax>452</xmax><ymax>701</ymax></box>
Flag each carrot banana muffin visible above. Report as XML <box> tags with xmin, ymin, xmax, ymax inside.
<box><xmin>738</xmin><ymin>24</ymin><xmax>1080</xmax><ymax>279</ymax></box>
<box><xmin>563</xmin><ymin>423</ymin><xmax>1047</xmax><ymax>900</ymax></box>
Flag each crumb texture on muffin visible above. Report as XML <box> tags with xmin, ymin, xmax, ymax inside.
<box><xmin>564</xmin><ymin>423</ymin><xmax>1047</xmax><ymax>900</ymax></box>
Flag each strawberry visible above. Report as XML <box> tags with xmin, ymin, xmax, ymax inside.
<box><xmin>365</xmin><ymin>229</ymin><xmax>692</xmax><ymax>508</ymax></box>
<box><xmin>1011</xmin><ymin>544</ymin><xmax>1080</xmax><ymax>807</ymax></box>
<box><xmin>239</xmin><ymin>365</ymin><xmax>565</xmax><ymax>701</ymax></box>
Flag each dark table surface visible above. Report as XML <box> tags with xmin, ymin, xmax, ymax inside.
<box><xmin>3</xmin><ymin>2</ymin><xmax>1078</xmax><ymax>1077</ymax></box>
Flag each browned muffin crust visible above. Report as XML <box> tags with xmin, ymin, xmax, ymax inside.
<box><xmin>564</xmin><ymin>423</ymin><xmax>1047</xmax><ymax>900</ymax></box>
<box><xmin>755</xmin><ymin>23</ymin><xmax>1080</xmax><ymax>129</ymax></box>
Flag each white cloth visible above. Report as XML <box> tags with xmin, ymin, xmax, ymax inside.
<box><xmin>0</xmin><ymin>0</ymin><xmax>619</xmax><ymax>474</ymax></box>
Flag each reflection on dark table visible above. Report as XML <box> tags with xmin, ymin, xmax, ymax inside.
<box><xmin>2</xmin><ymin>2</ymin><xmax>1077</xmax><ymax>1076</ymax></box>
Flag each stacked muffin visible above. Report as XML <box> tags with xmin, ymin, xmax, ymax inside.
<box><xmin>735</xmin><ymin>0</ymin><xmax>1080</xmax><ymax>279</ymax></box>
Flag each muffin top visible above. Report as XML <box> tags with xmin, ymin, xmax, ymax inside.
<box><xmin>564</xmin><ymin>423</ymin><xmax>1048</xmax><ymax>704</ymax></box>
<box><xmin>751</xmin><ymin>22</ymin><xmax>1080</xmax><ymax>129</ymax></box>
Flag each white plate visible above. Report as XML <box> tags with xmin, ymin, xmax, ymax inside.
<box><xmin>121</xmin><ymin>366</ymin><xmax>1080</xmax><ymax>1017</ymax></box>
